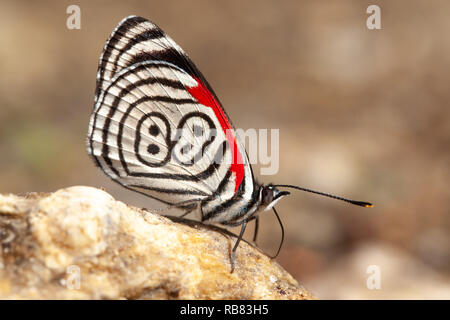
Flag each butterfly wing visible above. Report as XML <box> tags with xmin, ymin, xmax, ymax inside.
<box><xmin>88</xmin><ymin>16</ymin><xmax>256</xmax><ymax>209</ymax></box>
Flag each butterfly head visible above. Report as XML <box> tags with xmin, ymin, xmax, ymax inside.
<box><xmin>259</xmin><ymin>184</ymin><xmax>290</xmax><ymax>212</ymax></box>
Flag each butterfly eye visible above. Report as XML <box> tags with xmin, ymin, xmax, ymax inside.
<box><xmin>262</xmin><ymin>187</ymin><xmax>274</xmax><ymax>205</ymax></box>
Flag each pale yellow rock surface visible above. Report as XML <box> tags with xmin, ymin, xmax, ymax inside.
<box><xmin>0</xmin><ymin>186</ymin><xmax>314</xmax><ymax>299</ymax></box>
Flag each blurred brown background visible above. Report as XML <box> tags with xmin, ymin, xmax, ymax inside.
<box><xmin>0</xmin><ymin>0</ymin><xmax>449</xmax><ymax>299</ymax></box>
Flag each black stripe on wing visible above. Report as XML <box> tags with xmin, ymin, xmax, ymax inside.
<box><xmin>127</xmin><ymin>184</ymin><xmax>209</xmax><ymax>196</ymax></box>
<box><xmin>96</xmin><ymin>16</ymin><xmax>147</xmax><ymax>99</ymax></box>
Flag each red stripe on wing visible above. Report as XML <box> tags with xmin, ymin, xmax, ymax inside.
<box><xmin>187</xmin><ymin>78</ymin><xmax>244</xmax><ymax>192</ymax></box>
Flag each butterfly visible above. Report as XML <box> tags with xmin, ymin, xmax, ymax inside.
<box><xmin>87</xmin><ymin>16</ymin><xmax>372</xmax><ymax>272</ymax></box>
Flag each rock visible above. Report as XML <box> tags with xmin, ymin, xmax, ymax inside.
<box><xmin>0</xmin><ymin>186</ymin><xmax>313</xmax><ymax>299</ymax></box>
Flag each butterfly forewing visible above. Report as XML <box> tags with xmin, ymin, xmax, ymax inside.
<box><xmin>88</xmin><ymin>16</ymin><xmax>255</xmax><ymax>210</ymax></box>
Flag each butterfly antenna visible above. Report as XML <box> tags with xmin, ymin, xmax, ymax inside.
<box><xmin>273</xmin><ymin>184</ymin><xmax>373</xmax><ymax>208</ymax></box>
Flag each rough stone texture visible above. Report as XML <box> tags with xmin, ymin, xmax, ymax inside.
<box><xmin>0</xmin><ymin>186</ymin><xmax>313</xmax><ymax>299</ymax></box>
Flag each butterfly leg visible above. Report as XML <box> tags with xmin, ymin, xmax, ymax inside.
<box><xmin>199</xmin><ymin>202</ymin><xmax>205</xmax><ymax>221</ymax></box>
<box><xmin>252</xmin><ymin>216</ymin><xmax>259</xmax><ymax>245</ymax></box>
<box><xmin>230</xmin><ymin>221</ymin><xmax>248</xmax><ymax>273</ymax></box>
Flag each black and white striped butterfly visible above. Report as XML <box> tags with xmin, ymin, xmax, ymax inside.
<box><xmin>87</xmin><ymin>16</ymin><xmax>372</xmax><ymax>272</ymax></box>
